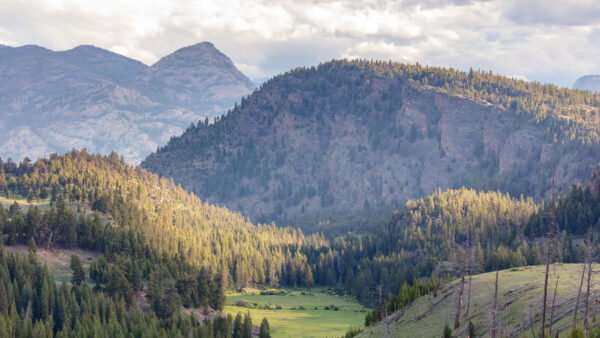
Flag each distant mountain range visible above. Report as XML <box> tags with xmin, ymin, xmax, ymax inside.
<box><xmin>573</xmin><ymin>74</ymin><xmax>600</xmax><ymax>92</ymax></box>
<box><xmin>0</xmin><ymin>42</ymin><xmax>254</xmax><ymax>163</ymax></box>
<box><xmin>142</xmin><ymin>60</ymin><xmax>600</xmax><ymax>231</ymax></box>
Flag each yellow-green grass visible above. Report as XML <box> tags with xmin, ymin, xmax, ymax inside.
<box><xmin>225</xmin><ymin>288</ymin><xmax>368</xmax><ymax>337</ymax></box>
<box><xmin>0</xmin><ymin>193</ymin><xmax>51</xmax><ymax>211</ymax></box>
<box><xmin>3</xmin><ymin>244</ymin><xmax>99</xmax><ymax>284</ymax></box>
<box><xmin>359</xmin><ymin>264</ymin><xmax>597</xmax><ymax>338</ymax></box>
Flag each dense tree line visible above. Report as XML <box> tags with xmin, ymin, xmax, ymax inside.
<box><xmin>0</xmin><ymin>244</ymin><xmax>254</xmax><ymax>337</ymax></box>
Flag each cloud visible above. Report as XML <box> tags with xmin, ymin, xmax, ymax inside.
<box><xmin>0</xmin><ymin>0</ymin><xmax>599</xmax><ymax>86</ymax></box>
<box><xmin>504</xmin><ymin>0</ymin><xmax>600</xmax><ymax>26</ymax></box>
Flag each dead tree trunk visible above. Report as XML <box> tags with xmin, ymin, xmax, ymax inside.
<box><xmin>492</xmin><ymin>268</ymin><xmax>499</xmax><ymax>338</ymax></box>
<box><xmin>584</xmin><ymin>233</ymin><xmax>593</xmax><ymax>337</ymax></box>
<box><xmin>541</xmin><ymin>181</ymin><xmax>556</xmax><ymax>338</ymax></box>
<box><xmin>378</xmin><ymin>285</ymin><xmax>384</xmax><ymax>322</ymax></box>
<box><xmin>454</xmin><ymin>251</ymin><xmax>467</xmax><ymax>329</ymax></box>
<box><xmin>466</xmin><ymin>272</ymin><xmax>472</xmax><ymax>319</ymax></box>
<box><xmin>466</xmin><ymin>228</ymin><xmax>473</xmax><ymax>320</ymax></box>
<box><xmin>573</xmin><ymin>263</ymin><xmax>587</xmax><ymax>330</ymax></box>
<box><xmin>549</xmin><ymin>274</ymin><xmax>559</xmax><ymax>336</ymax></box>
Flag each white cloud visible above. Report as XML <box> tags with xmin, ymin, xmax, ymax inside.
<box><xmin>0</xmin><ymin>0</ymin><xmax>599</xmax><ymax>86</ymax></box>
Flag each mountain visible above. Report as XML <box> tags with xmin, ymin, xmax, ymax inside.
<box><xmin>132</xmin><ymin>42</ymin><xmax>254</xmax><ymax>111</ymax></box>
<box><xmin>0</xmin><ymin>42</ymin><xmax>254</xmax><ymax>164</ymax></box>
<box><xmin>142</xmin><ymin>60</ymin><xmax>600</xmax><ymax>230</ymax></box>
<box><xmin>573</xmin><ymin>74</ymin><xmax>600</xmax><ymax>93</ymax></box>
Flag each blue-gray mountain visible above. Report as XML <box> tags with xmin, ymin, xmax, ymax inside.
<box><xmin>0</xmin><ymin>42</ymin><xmax>254</xmax><ymax>163</ymax></box>
<box><xmin>573</xmin><ymin>74</ymin><xmax>600</xmax><ymax>93</ymax></box>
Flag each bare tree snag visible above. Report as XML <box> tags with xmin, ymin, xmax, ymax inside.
<box><xmin>549</xmin><ymin>274</ymin><xmax>559</xmax><ymax>336</ymax></box>
<box><xmin>541</xmin><ymin>179</ymin><xmax>556</xmax><ymax>338</ymax></box>
<box><xmin>466</xmin><ymin>272</ymin><xmax>472</xmax><ymax>319</ymax></box>
<box><xmin>492</xmin><ymin>268</ymin><xmax>499</xmax><ymax>338</ymax></box>
<box><xmin>454</xmin><ymin>249</ymin><xmax>467</xmax><ymax>329</ymax></box>
<box><xmin>378</xmin><ymin>285</ymin><xmax>384</xmax><ymax>322</ymax></box>
<box><xmin>584</xmin><ymin>232</ymin><xmax>594</xmax><ymax>337</ymax></box>
<box><xmin>574</xmin><ymin>263</ymin><xmax>586</xmax><ymax>330</ymax></box>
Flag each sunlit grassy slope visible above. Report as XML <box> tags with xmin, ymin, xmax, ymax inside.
<box><xmin>225</xmin><ymin>288</ymin><xmax>368</xmax><ymax>337</ymax></box>
<box><xmin>359</xmin><ymin>264</ymin><xmax>597</xmax><ymax>338</ymax></box>
<box><xmin>3</xmin><ymin>245</ymin><xmax>99</xmax><ymax>284</ymax></box>
<box><xmin>0</xmin><ymin>193</ymin><xmax>51</xmax><ymax>210</ymax></box>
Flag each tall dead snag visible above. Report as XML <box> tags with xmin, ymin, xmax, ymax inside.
<box><xmin>454</xmin><ymin>255</ymin><xmax>466</xmax><ymax>329</ymax></box>
<box><xmin>454</xmin><ymin>229</ymin><xmax>470</xmax><ymax>329</ymax></box>
<box><xmin>549</xmin><ymin>275</ymin><xmax>559</xmax><ymax>336</ymax></box>
<box><xmin>541</xmin><ymin>180</ymin><xmax>556</xmax><ymax>338</ymax></box>
<box><xmin>584</xmin><ymin>232</ymin><xmax>594</xmax><ymax>337</ymax></box>
<box><xmin>466</xmin><ymin>228</ymin><xmax>474</xmax><ymax>320</ymax></box>
<box><xmin>466</xmin><ymin>272</ymin><xmax>472</xmax><ymax>319</ymax></box>
<box><xmin>573</xmin><ymin>263</ymin><xmax>587</xmax><ymax>330</ymax></box>
<box><xmin>378</xmin><ymin>285</ymin><xmax>384</xmax><ymax>322</ymax></box>
<box><xmin>492</xmin><ymin>267</ymin><xmax>499</xmax><ymax>338</ymax></box>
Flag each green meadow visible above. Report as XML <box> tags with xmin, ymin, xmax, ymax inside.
<box><xmin>225</xmin><ymin>288</ymin><xmax>368</xmax><ymax>337</ymax></box>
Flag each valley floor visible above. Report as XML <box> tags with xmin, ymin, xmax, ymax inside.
<box><xmin>225</xmin><ymin>288</ymin><xmax>368</xmax><ymax>337</ymax></box>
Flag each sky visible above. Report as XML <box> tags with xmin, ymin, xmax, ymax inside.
<box><xmin>0</xmin><ymin>0</ymin><xmax>599</xmax><ymax>87</ymax></box>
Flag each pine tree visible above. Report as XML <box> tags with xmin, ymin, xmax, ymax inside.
<box><xmin>233</xmin><ymin>312</ymin><xmax>243</xmax><ymax>338</ymax></box>
<box><xmin>70</xmin><ymin>254</ymin><xmax>85</xmax><ymax>286</ymax></box>
<box><xmin>212</xmin><ymin>271</ymin><xmax>226</xmax><ymax>311</ymax></box>
<box><xmin>242</xmin><ymin>312</ymin><xmax>253</xmax><ymax>338</ymax></box>
<box><xmin>259</xmin><ymin>317</ymin><xmax>271</xmax><ymax>338</ymax></box>
<box><xmin>443</xmin><ymin>323</ymin><xmax>452</xmax><ymax>338</ymax></box>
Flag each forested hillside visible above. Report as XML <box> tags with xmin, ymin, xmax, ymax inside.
<box><xmin>1</xmin><ymin>151</ymin><xmax>599</xmax><ymax>336</ymax></box>
<box><xmin>143</xmin><ymin>59</ymin><xmax>600</xmax><ymax>231</ymax></box>
<box><xmin>0</xmin><ymin>151</ymin><xmax>326</xmax><ymax>289</ymax></box>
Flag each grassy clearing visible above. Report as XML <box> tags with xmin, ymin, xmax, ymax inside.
<box><xmin>0</xmin><ymin>193</ymin><xmax>51</xmax><ymax>211</ymax></box>
<box><xmin>225</xmin><ymin>288</ymin><xmax>368</xmax><ymax>337</ymax></box>
<box><xmin>3</xmin><ymin>244</ymin><xmax>99</xmax><ymax>284</ymax></box>
<box><xmin>359</xmin><ymin>264</ymin><xmax>597</xmax><ymax>338</ymax></box>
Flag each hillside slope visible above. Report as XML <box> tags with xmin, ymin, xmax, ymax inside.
<box><xmin>359</xmin><ymin>264</ymin><xmax>598</xmax><ymax>337</ymax></box>
<box><xmin>0</xmin><ymin>42</ymin><xmax>253</xmax><ymax>163</ymax></box>
<box><xmin>142</xmin><ymin>60</ymin><xmax>600</xmax><ymax>229</ymax></box>
<box><xmin>0</xmin><ymin>150</ymin><xmax>327</xmax><ymax>289</ymax></box>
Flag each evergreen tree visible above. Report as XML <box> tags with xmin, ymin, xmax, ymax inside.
<box><xmin>443</xmin><ymin>323</ymin><xmax>452</xmax><ymax>338</ymax></box>
<box><xmin>259</xmin><ymin>317</ymin><xmax>271</xmax><ymax>338</ymax></box>
<box><xmin>233</xmin><ymin>312</ymin><xmax>243</xmax><ymax>338</ymax></box>
<box><xmin>69</xmin><ymin>254</ymin><xmax>85</xmax><ymax>286</ymax></box>
<box><xmin>242</xmin><ymin>312</ymin><xmax>253</xmax><ymax>338</ymax></box>
<box><xmin>148</xmin><ymin>266</ymin><xmax>181</xmax><ymax>318</ymax></box>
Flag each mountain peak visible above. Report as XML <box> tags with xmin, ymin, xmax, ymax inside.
<box><xmin>152</xmin><ymin>41</ymin><xmax>234</xmax><ymax>69</ymax></box>
<box><xmin>573</xmin><ymin>74</ymin><xmax>600</xmax><ymax>92</ymax></box>
<box><xmin>135</xmin><ymin>41</ymin><xmax>254</xmax><ymax>110</ymax></box>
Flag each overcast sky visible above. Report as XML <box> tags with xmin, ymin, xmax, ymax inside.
<box><xmin>1</xmin><ymin>0</ymin><xmax>599</xmax><ymax>86</ymax></box>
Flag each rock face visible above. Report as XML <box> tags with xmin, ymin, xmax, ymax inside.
<box><xmin>573</xmin><ymin>74</ymin><xmax>600</xmax><ymax>92</ymax></box>
<box><xmin>0</xmin><ymin>42</ymin><xmax>254</xmax><ymax>163</ymax></box>
<box><xmin>142</xmin><ymin>60</ymin><xmax>600</xmax><ymax>227</ymax></box>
